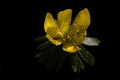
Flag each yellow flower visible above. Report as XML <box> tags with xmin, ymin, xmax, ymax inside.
<box><xmin>44</xmin><ymin>8</ymin><xmax>90</xmax><ymax>53</ymax></box>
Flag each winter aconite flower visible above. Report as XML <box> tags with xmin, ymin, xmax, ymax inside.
<box><xmin>35</xmin><ymin>8</ymin><xmax>100</xmax><ymax>73</ymax></box>
<box><xmin>44</xmin><ymin>8</ymin><xmax>90</xmax><ymax>53</ymax></box>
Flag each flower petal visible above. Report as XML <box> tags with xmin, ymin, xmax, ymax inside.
<box><xmin>57</xmin><ymin>9</ymin><xmax>72</xmax><ymax>35</ymax></box>
<box><xmin>63</xmin><ymin>41</ymin><xmax>81</xmax><ymax>53</ymax></box>
<box><xmin>72</xmin><ymin>31</ymin><xmax>87</xmax><ymax>45</ymax></box>
<box><xmin>67</xmin><ymin>8</ymin><xmax>90</xmax><ymax>43</ymax></box>
<box><xmin>71</xmin><ymin>8</ymin><xmax>90</xmax><ymax>31</ymax></box>
<box><xmin>46</xmin><ymin>34</ymin><xmax>62</xmax><ymax>46</ymax></box>
<box><xmin>44</xmin><ymin>13</ymin><xmax>59</xmax><ymax>37</ymax></box>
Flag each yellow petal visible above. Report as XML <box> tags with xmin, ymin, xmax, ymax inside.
<box><xmin>44</xmin><ymin>13</ymin><xmax>58</xmax><ymax>37</ymax></box>
<box><xmin>71</xmin><ymin>8</ymin><xmax>90</xmax><ymax>31</ymax></box>
<box><xmin>72</xmin><ymin>31</ymin><xmax>87</xmax><ymax>45</ymax></box>
<box><xmin>46</xmin><ymin>34</ymin><xmax>62</xmax><ymax>46</ymax></box>
<box><xmin>67</xmin><ymin>8</ymin><xmax>90</xmax><ymax>42</ymax></box>
<box><xmin>63</xmin><ymin>41</ymin><xmax>81</xmax><ymax>53</ymax></box>
<box><xmin>57</xmin><ymin>9</ymin><xmax>72</xmax><ymax>35</ymax></box>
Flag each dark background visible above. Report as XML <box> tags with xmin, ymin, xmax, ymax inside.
<box><xmin>0</xmin><ymin>0</ymin><xmax>117</xmax><ymax>80</ymax></box>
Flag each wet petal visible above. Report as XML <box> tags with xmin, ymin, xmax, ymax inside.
<box><xmin>63</xmin><ymin>41</ymin><xmax>81</xmax><ymax>53</ymax></box>
<box><xmin>57</xmin><ymin>9</ymin><xmax>72</xmax><ymax>35</ymax></box>
<box><xmin>67</xmin><ymin>8</ymin><xmax>90</xmax><ymax>40</ymax></box>
<box><xmin>72</xmin><ymin>31</ymin><xmax>87</xmax><ymax>45</ymax></box>
<box><xmin>71</xmin><ymin>8</ymin><xmax>90</xmax><ymax>31</ymax></box>
<box><xmin>44</xmin><ymin>13</ymin><xmax>59</xmax><ymax>37</ymax></box>
<box><xmin>46</xmin><ymin>34</ymin><xmax>62</xmax><ymax>46</ymax></box>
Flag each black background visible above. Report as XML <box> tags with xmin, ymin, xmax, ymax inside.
<box><xmin>0</xmin><ymin>0</ymin><xmax>117</xmax><ymax>80</ymax></box>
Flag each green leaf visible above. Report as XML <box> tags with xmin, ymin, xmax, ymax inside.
<box><xmin>45</xmin><ymin>51</ymin><xmax>59</xmax><ymax>71</ymax></box>
<box><xmin>35</xmin><ymin>53</ymin><xmax>42</xmax><ymax>58</ymax></box>
<box><xmin>72</xmin><ymin>65</ymin><xmax>77</xmax><ymax>72</ymax></box>
<box><xmin>68</xmin><ymin>52</ymin><xmax>84</xmax><ymax>73</ymax></box>
<box><xmin>74</xmin><ymin>53</ymin><xmax>84</xmax><ymax>70</ymax></box>
<box><xmin>37</xmin><ymin>45</ymin><xmax>57</xmax><ymax>64</ymax></box>
<box><xmin>35</xmin><ymin>36</ymin><xmax>48</xmax><ymax>42</ymax></box>
<box><xmin>55</xmin><ymin>51</ymin><xmax>67</xmax><ymax>72</ymax></box>
<box><xmin>68</xmin><ymin>54</ymin><xmax>78</xmax><ymax>73</ymax></box>
<box><xmin>37</xmin><ymin>40</ymin><xmax>52</xmax><ymax>51</ymax></box>
<box><xmin>73</xmin><ymin>53</ymin><xmax>84</xmax><ymax>73</ymax></box>
<box><xmin>78</xmin><ymin>45</ymin><xmax>95</xmax><ymax>66</ymax></box>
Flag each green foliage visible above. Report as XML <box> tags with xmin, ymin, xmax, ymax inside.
<box><xmin>35</xmin><ymin>37</ymin><xmax>96</xmax><ymax>73</ymax></box>
<box><xmin>35</xmin><ymin>36</ymin><xmax>48</xmax><ymax>42</ymax></box>
<box><xmin>78</xmin><ymin>45</ymin><xmax>95</xmax><ymax>66</ymax></box>
<box><xmin>36</xmin><ymin>45</ymin><xmax>57</xmax><ymax>64</ymax></box>
<box><xmin>37</xmin><ymin>41</ymin><xmax>51</xmax><ymax>51</ymax></box>
<box><xmin>55</xmin><ymin>51</ymin><xmax>67</xmax><ymax>72</ymax></box>
<box><xmin>68</xmin><ymin>53</ymin><xmax>84</xmax><ymax>73</ymax></box>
